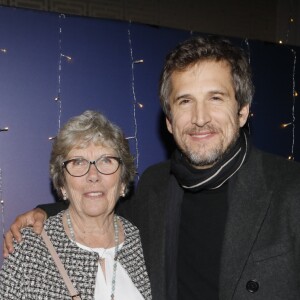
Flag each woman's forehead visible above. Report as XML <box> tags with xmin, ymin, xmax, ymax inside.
<box><xmin>67</xmin><ymin>142</ymin><xmax>116</xmax><ymax>156</ymax></box>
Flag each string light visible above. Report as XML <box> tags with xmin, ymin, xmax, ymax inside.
<box><xmin>289</xmin><ymin>48</ymin><xmax>296</xmax><ymax>159</ymax></box>
<box><xmin>243</xmin><ymin>38</ymin><xmax>253</xmax><ymax>135</ymax></box>
<box><xmin>281</xmin><ymin>48</ymin><xmax>297</xmax><ymax>160</ymax></box>
<box><xmin>127</xmin><ymin>21</ymin><xmax>144</xmax><ymax>173</ymax></box>
<box><xmin>277</xmin><ymin>3</ymin><xmax>298</xmax><ymax>159</ymax></box>
<box><xmin>285</xmin><ymin>13</ymin><xmax>295</xmax><ymax>44</ymax></box>
<box><xmin>0</xmin><ymin>128</ymin><xmax>8</xmax><ymax>238</ymax></box>
<box><xmin>244</xmin><ymin>38</ymin><xmax>251</xmax><ymax>64</ymax></box>
<box><xmin>0</xmin><ymin>169</ymin><xmax>4</xmax><ymax>238</ymax></box>
<box><xmin>278</xmin><ymin>3</ymin><xmax>296</xmax><ymax>46</ymax></box>
<box><xmin>0</xmin><ymin>48</ymin><xmax>7</xmax><ymax>53</ymax></box>
<box><xmin>50</xmin><ymin>14</ymin><xmax>71</xmax><ymax>140</ymax></box>
<box><xmin>55</xmin><ymin>14</ymin><xmax>65</xmax><ymax>132</ymax></box>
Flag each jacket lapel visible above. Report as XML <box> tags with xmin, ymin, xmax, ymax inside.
<box><xmin>219</xmin><ymin>149</ymin><xmax>272</xmax><ymax>299</ymax></box>
<box><xmin>118</xmin><ymin>217</ymin><xmax>152</xmax><ymax>299</ymax></box>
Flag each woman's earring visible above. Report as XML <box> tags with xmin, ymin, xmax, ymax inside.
<box><xmin>63</xmin><ymin>193</ymin><xmax>67</xmax><ymax>201</ymax></box>
<box><xmin>120</xmin><ymin>191</ymin><xmax>125</xmax><ymax>197</ymax></box>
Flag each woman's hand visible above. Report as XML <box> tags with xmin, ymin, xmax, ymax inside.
<box><xmin>3</xmin><ymin>208</ymin><xmax>47</xmax><ymax>257</ymax></box>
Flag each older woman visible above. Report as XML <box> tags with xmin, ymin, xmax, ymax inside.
<box><xmin>0</xmin><ymin>110</ymin><xmax>152</xmax><ymax>299</ymax></box>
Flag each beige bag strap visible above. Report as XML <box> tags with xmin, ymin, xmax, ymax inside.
<box><xmin>41</xmin><ymin>229</ymin><xmax>81</xmax><ymax>300</ymax></box>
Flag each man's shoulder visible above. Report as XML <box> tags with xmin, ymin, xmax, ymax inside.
<box><xmin>143</xmin><ymin>160</ymin><xmax>171</xmax><ymax>174</ymax></box>
<box><xmin>132</xmin><ymin>160</ymin><xmax>171</xmax><ymax>196</ymax></box>
<box><xmin>250</xmin><ymin>147</ymin><xmax>300</xmax><ymax>185</ymax></box>
<box><xmin>139</xmin><ymin>160</ymin><xmax>171</xmax><ymax>184</ymax></box>
<box><xmin>254</xmin><ymin>147</ymin><xmax>300</xmax><ymax>171</ymax></box>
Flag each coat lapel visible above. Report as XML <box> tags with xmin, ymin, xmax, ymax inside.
<box><xmin>219</xmin><ymin>149</ymin><xmax>273</xmax><ymax>299</ymax></box>
<box><xmin>165</xmin><ymin>175</ymin><xmax>184</xmax><ymax>300</ymax></box>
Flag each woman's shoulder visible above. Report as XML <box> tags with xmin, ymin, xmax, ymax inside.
<box><xmin>43</xmin><ymin>210</ymin><xmax>68</xmax><ymax>242</ymax></box>
<box><xmin>44</xmin><ymin>210</ymin><xmax>64</xmax><ymax>228</ymax></box>
<box><xmin>17</xmin><ymin>210</ymin><xmax>65</xmax><ymax>247</ymax></box>
<box><xmin>118</xmin><ymin>215</ymin><xmax>139</xmax><ymax>236</ymax></box>
<box><xmin>7</xmin><ymin>226</ymin><xmax>48</xmax><ymax>264</ymax></box>
<box><xmin>19</xmin><ymin>226</ymin><xmax>41</xmax><ymax>243</ymax></box>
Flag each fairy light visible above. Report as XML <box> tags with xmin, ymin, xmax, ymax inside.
<box><xmin>50</xmin><ymin>14</ymin><xmax>72</xmax><ymax>140</ymax></box>
<box><xmin>0</xmin><ymin>48</ymin><xmax>7</xmax><ymax>53</ymax></box>
<box><xmin>281</xmin><ymin>122</ymin><xmax>292</xmax><ymax>128</ymax></box>
<box><xmin>279</xmin><ymin>47</ymin><xmax>297</xmax><ymax>160</ymax></box>
<box><xmin>285</xmin><ymin>13</ymin><xmax>295</xmax><ymax>44</ymax></box>
<box><xmin>244</xmin><ymin>38</ymin><xmax>251</xmax><ymax>64</ymax></box>
<box><xmin>243</xmin><ymin>38</ymin><xmax>253</xmax><ymax>134</ymax></box>
<box><xmin>61</xmin><ymin>54</ymin><xmax>72</xmax><ymax>62</ymax></box>
<box><xmin>127</xmin><ymin>21</ymin><xmax>144</xmax><ymax>173</ymax></box>
<box><xmin>0</xmin><ymin>127</ymin><xmax>8</xmax><ymax>237</ymax></box>
<box><xmin>134</xmin><ymin>59</ymin><xmax>144</xmax><ymax>64</ymax></box>
<box><xmin>56</xmin><ymin>15</ymin><xmax>68</xmax><ymax>131</ymax></box>
<box><xmin>0</xmin><ymin>168</ymin><xmax>4</xmax><ymax>238</ymax></box>
<box><xmin>289</xmin><ymin>48</ymin><xmax>296</xmax><ymax>159</ymax></box>
<box><xmin>55</xmin><ymin>14</ymin><xmax>64</xmax><ymax>133</ymax></box>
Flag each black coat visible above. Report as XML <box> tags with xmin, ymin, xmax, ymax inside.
<box><xmin>120</xmin><ymin>147</ymin><xmax>300</xmax><ymax>300</ymax></box>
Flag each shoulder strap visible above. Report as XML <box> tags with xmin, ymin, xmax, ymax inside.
<box><xmin>41</xmin><ymin>229</ymin><xmax>81</xmax><ymax>300</ymax></box>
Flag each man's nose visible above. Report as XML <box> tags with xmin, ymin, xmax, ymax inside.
<box><xmin>191</xmin><ymin>102</ymin><xmax>211</xmax><ymax>126</ymax></box>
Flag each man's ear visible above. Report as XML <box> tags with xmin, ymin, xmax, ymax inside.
<box><xmin>238</xmin><ymin>104</ymin><xmax>250</xmax><ymax>127</ymax></box>
<box><xmin>166</xmin><ymin>117</ymin><xmax>173</xmax><ymax>134</ymax></box>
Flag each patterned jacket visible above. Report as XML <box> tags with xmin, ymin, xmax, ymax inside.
<box><xmin>0</xmin><ymin>211</ymin><xmax>152</xmax><ymax>299</ymax></box>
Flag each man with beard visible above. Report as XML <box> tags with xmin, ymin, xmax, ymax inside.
<box><xmin>4</xmin><ymin>36</ymin><xmax>300</xmax><ymax>300</ymax></box>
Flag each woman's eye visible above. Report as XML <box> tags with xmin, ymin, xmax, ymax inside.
<box><xmin>72</xmin><ymin>159</ymin><xmax>85</xmax><ymax>166</ymax></box>
<box><xmin>102</xmin><ymin>157</ymin><xmax>112</xmax><ymax>164</ymax></box>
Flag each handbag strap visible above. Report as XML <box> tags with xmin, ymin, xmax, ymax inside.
<box><xmin>41</xmin><ymin>229</ymin><xmax>81</xmax><ymax>300</ymax></box>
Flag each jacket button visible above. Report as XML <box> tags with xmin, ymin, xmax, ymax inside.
<box><xmin>246</xmin><ymin>280</ymin><xmax>259</xmax><ymax>293</ymax></box>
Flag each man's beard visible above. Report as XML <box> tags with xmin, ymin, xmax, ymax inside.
<box><xmin>183</xmin><ymin>128</ymin><xmax>240</xmax><ymax>168</ymax></box>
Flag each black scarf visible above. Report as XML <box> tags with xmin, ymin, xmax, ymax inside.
<box><xmin>170</xmin><ymin>130</ymin><xmax>249</xmax><ymax>191</ymax></box>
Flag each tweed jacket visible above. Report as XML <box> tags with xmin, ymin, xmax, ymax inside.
<box><xmin>120</xmin><ymin>147</ymin><xmax>300</xmax><ymax>300</ymax></box>
<box><xmin>0</xmin><ymin>211</ymin><xmax>152</xmax><ymax>299</ymax></box>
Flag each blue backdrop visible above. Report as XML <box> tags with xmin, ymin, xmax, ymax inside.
<box><xmin>0</xmin><ymin>6</ymin><xmax>299</xmax><ymax>266</ymax></box>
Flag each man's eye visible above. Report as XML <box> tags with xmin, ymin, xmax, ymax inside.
<box><xmin>211</xmin><ymin>95</ymin><xmax>223</xmax><ymax>101</ymax></box>
<box><xmin>178</xmin><ymin>99</ymin><xmax>190</xmax><ymax>105</ymax></box>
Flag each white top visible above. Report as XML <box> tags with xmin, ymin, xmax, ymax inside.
<box><xmin>76</xmin><ymin>242</ymin><xmax>144</xmax><ymax>300</ymax></box>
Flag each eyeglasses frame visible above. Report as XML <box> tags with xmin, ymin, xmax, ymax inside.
<box><xmin>62</xmin><ymin>155</ymin><xmax>122</xmax><ymax>177</ymax></box>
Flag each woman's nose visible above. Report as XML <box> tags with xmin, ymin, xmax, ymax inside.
<box><xmin>86</xmin><ymin>163</ymin><xmax>100</xmax><ymax>182</ymax></box>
